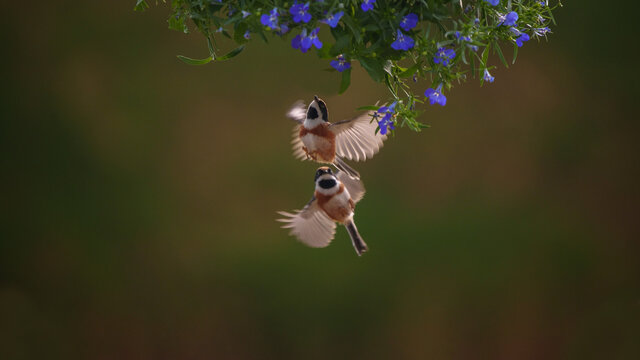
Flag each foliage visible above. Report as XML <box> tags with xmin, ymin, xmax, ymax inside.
<box><xmin>136</xmin><ymin>0</ymin><xmax>559</xmax><ymax>133</ymax></box>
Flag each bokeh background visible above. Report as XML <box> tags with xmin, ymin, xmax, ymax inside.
<box><xmin>1</xmin><ymin>1</ymin><xmax>639</xmax><ymax>359</ymax></box>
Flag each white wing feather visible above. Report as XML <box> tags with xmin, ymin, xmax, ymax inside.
<box><xmin>336</xmin><ymin>171</ymin><xmax>366</xmax><ymax>204</ymax></box>
<box><xmin>277</xmin><ymin>201</ymin><xmax>336</xmax><ymax>248</ymax></box>
<box><xmin>330</xmin><ymin>112</ymin><xmax>387</xmax><ymax>162</ymax></box>
<box><xmin>287</xmin><ymin>100</ymin><xmax>306</xmax><ymax>123</ymax></box>
<box><xmin>290</xmin><ymin>125</ymin><xmax>307</xmax><ymax>160</ymax></box>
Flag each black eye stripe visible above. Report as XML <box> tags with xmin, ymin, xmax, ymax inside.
<box><xmin>318</xmin><ymin>179</ymin><xmax>337</xmax><ymax>189</ymax></box>
<box><xmin>307</xmin><ymin>107</ymin><xmax>318</xmax><ymax>119</ymax></box>
<box><xmin>319</xmin><ymin>105</ymin><xmax>328</xmax><ymax>122</ymax></box>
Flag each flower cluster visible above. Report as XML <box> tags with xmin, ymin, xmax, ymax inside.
<box><xmin>375</xmin><ymin>102</ymin><xmax>397</xmax><ymax>135</ymax></box>
<box><xmin>291</xmin><ymin>28</ymin><xmax>322</xmax><ymax>53</ymax></box>
<box><xmin>142</xmin><ymin>0</ymin><xmax>558</xmax><ymax>135</ymax></box>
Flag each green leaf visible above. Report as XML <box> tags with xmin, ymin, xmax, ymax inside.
<box><xmin>399</xmin><ymin>63</ymin><xmax>420</xmax><ymax>78</ymax></box>
<box><xmin>134</xmin><ymin>0</ymin><xmax>149</xmax><ymax>11</ymax></box>
<box><xmin>341</xmin><ymin>16</ymin><xmax>362</xmax><ymax>44</ymax></box>
<box><xmin>317</xmin><ymin>44</ymin><xmax>333</xmax><ymax>59</ymax></box>
<box><xmin>330</xmin><ymin>34</ymin><xmax>350</xmax><ymax>56</ymax></box>
<box><xmin>494</xmin><ymin>42</ymin><xmax>509</xmax><ymax>68</ymax></box>
<box><xmin>358</xmin><ymin>57</ymin><xmax>385</xmax><ymax>82</ymax></box>
<box><xmin>512</xmin><ymin>43</ymin><xmax>518</xmax><ymax>64</ymax></box>
<box><xmin>481</xmin><ymin>43</ymin><xmax>490</xmax><ymax>67</ymax></box>
<box><xmin>384</xmin><ymin>73</ymin><xmax>397</xmax><ymax>97</ymax></box>
<box><xmin>339</xmin><ymin>68</ymin><xmax>352</xmax><ymax>94</ymax></box>
<box><xmin>233</xmin><ymin>22</ymin><xmax>249</xmax><ymax>44</ymax></box>
<box><xmin>257</xmin><ymin>29</ymin><xmax>269</xmax><ymax>44</ymax></box>
<box><xmin>215</xmin><ymin>46</ymin><xmax>244</xmax><ymax>61</ymax></box>
<box><xmin>470</xmin><ymin>55</ymin><xmax>476</xmax><ymax>78</ymax></box>
<box><xmin>169</xmin><ymin>14</ymin><xmax>188</xmax><ymax>34</ymax></box>
<box><xmin>177</xmin><ymin>55</ymin><xmax>213</xmax><ymax>65</ymax></box>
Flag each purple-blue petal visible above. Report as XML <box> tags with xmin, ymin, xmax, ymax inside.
<box><xmin>291</xmin><ymin>35</ymin><xmax>302</xmax><ymax>49</ymax></box>
<box><xmin>400</xmin><ymin>13</ymin><xmax>419</xmax><ymax>31</ymax></box>
<box><xmin>504</xmin><ymin>12</ymin><xmax>518</xmax><ymax>26</ymax></box>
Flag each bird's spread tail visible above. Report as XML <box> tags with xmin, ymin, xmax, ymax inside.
<box><xmin>345</xmin><ymin>220</ymin><xmax>368</xmax><ymax>256</ymax></box>
<box><xmin>333</xmin><ymin>156</ymin><xmax>360</xmax><ymax>179</ymax></box>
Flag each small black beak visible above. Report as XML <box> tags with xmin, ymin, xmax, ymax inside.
<box><xmin>313</xmin><ymin>95</ymin><xmax>319</xmax><ymax>102</ymax></box>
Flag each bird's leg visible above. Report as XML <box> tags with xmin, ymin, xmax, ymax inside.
<box><xmin>302</xmin><ymin>146</ymin><xmax>312</xmax><ymax>160</ymax></box>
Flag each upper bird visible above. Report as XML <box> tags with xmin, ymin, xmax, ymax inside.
<box><xmin>287</xmin><ymin>95</ymin><xmax>387</xmax><ymax>179</ymax></box>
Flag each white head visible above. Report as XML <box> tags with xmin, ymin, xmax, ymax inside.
<box><xmin>314</xmin><ymin>167</ymin><xmax>340</xmax><ymax>195</ymax></box>
<box><xmin>304</xmin><ymin>95</ymin><xmax>329</xmax><ymax>128</ymax></box>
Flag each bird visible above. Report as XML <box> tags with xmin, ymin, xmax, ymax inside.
<box><xmin>286</xmin><ymin>95</ymin><xmax>387</xmax><ymax>179</ymax></box>
<box><xmin>277</xmin><ymin>166</ymin><xmax>368</xmax><ymax>256</ymax></box>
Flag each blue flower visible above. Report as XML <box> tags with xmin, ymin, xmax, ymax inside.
<box><xmin>330</xmin><ymin>54</ymin><xmax>351</xmax><ymax>72</ymax></box>
<box><xmin>498</xmin><ymin>11</ymin><xmax>518</xmax><ymax>27</ymax></box>
<box><xmin>455</xmin><ymin>31</ymin><xmax>472</xmax><ymax>42</ymax></box>
<box><xmin>424</xmin><ymin>84</ymin><xmax>447</xmax><ymax>106</ymax></box>
<box><xmin>277</xmin><ymin>23</ymin><xmax>290</xmax><ymax>35</ymax></box>
<box><xmin>433</xmin><ymin>47</ymin><xmax>456</xmax><ymax>66</ymax></box>
<box><xmin>376</xmin><ymin>102</ymin><xmax>397</xmax><ymax>135</ymax></box>
<box><xmin>321</xmin><ymin>11</ymin><xmax>344</xmax><ymax>28</ymax></box>
<box><xmin>483</xmin><ymin>69</ymin><xmax>495</xmax><ymax>83</ymax></box>
<box><xmin>292</xmin><ymin>28</ymin><xmax>323</xmax><ymax>53</ymax></box>
<box><xmin>515</xmin><ymin>33</ymin><xmax>530</xmax><ymax>47</ymax></box>
<box><xmin>260</xmin><ymin>8</ymin><xmax>280</xmax><ymax>29</ymax></box>
<box><xmin>290</xmin><ymin>2</ymin><xmax>312</xmax><ymax>23</ymax></box>
<box><xmin>361</xmin><ymin>0</ymin><xmax>376</xmax><ymax>12</ymax></box>
<box><xmin>400</xmin><ymin>13</ymin><xmax>419</xmax><ymax>31</ymax></box>
<box><xmin>241</xmin><ymin>11</ymin><xmax>251</xmax><ymax>19</ymax></box>
<box><xmin>391</xmin><ymin>29</ymin><xmax>414</xmax><ymax>51</ymax></box>
<box><xmin>243</xmin><ymin>30</ymin><xmax>251</xmax><ymax>40</ymax></box>
<box><xmin>291</xmin><ymin>29</ymin><xmax>308</xmax><ymax>52</ymax></box>
<box><xmin>533</xmin><ymin>27</ymin><xmax>551</xmax><ymax>37</ymax></box>
<box><xmin>303</xmin><ymin>27</ymin><xmax>322</xmax><ymax>50</ymax></box>
<box><xmin>485</xmin><ymin>0</ymin><xmax>499</xmax><ymax>5</ymax></box>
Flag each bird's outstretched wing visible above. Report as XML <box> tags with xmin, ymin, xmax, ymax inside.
<box><xmin>287</xmin><ymin>101</ymin><xmax>308</xmax><ymax>160</ymax></box>
<box><xmin>286</xmin><ymin>100</ymin><xmax>306</xmax><ymax>124</ymax></box>
<box><xmin>336</xmin><ymin>170</ymin><xmax>366</xmax><ymax>204</ymax></box>
<box><xmin>330</xmin><ymin>112</ymin><xmax>387</xmax><ymax>162</ymax></box>
<box><xmin>290</xmin><ymin>125</ymin><xmax>307</xmax><ymax>160</ymax></box>
<box><xmin>277</xmin><ymin>197</ymin><xmax>336</xmax><ymax>248</ymax></box>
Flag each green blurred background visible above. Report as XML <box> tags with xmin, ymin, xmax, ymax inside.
<box><xmin>1</xmin><ymin>1</ymin><xmax>639</xmax><ymax>359</ymax></box>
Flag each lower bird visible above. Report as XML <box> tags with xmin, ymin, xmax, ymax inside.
<box><xmin>277</xmin><ymin>167</ymin><xmax>368</xmax><ymax>256</ymax></box>
<box><xmin>287</xmin><ymin>96</ymin><xmax>387</xmax><ymax>179</ymax></box>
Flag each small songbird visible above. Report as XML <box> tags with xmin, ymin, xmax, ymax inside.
<box><xmin>277</xmin><ymin>166</ymin><xmax>368</xmax><ymax>256</ymax></box>
<box><xmin>287</xmin><ymin>96</ymin><xmax>387</xmax><ymax>179</ymax></box>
